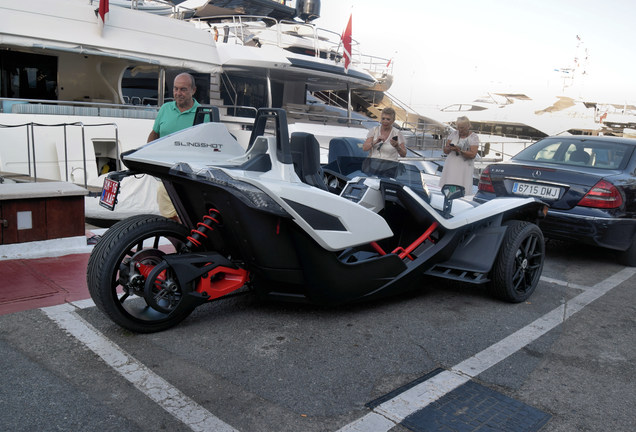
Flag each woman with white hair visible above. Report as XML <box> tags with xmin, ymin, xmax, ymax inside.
<box><xmin>439</xmin><ymin>116</ymin><xmax>479</xmax><ymax>193</ymax></box>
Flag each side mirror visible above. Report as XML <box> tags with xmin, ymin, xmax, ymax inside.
<box><xmin>441</xmin><ymin>184</ymin><xmax>465</xmax><ymax>218</ymax></box>
<box><xmin>442</xmin><ymin>184</ymin><xmax>465</xmax><ymax>200</ymax></box>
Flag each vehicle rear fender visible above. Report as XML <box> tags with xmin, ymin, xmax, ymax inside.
<box><xmin>403</xmin><ymin>187</ymin><xmax>544</xmax><ymax>230</ymax></box>
<box><xmin>435</xmin><ymin>224</ymin><xmax>508</xmax><ymax>274</ymax></box>
<box><xmin>500</xmin><ymin>200</ymin><xmax>547</xmax><ymax>225</ymax></box>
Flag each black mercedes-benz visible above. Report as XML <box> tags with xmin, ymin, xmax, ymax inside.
<box><xmin>474</xmin><ymin>135</ymin><xmax>636</xmax><ymax>266</ymax></box>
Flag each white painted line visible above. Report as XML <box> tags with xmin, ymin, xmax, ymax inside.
<box><xmin>71</xmin><ymin>298</ymin><xmax>96</xmax><ymax>309</ymax></box>
<box><xmin>539</xmin><ymin>275</ymin><xmax>588</xmax><ymax>291</ymax></box>
<box><xmin>372</xmin><ymin>370</ymin><xmax>470</xmax><ymax>425</ymax></box>
<box><xmin>42</xmin><ymin>303</ymin><xmax>238</xmax><ymax>432</ymax></box>
<box><xmin>338</xmin><ymin>412</ymin><xmax>397</xmax><ymax>432</ymax></box>
<box><xmin>337</xmin><ymin>268</ymin><xmax>636</xmax><ymax>432</ymax></box>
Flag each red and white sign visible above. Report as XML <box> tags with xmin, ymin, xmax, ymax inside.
<box><xmin>99</xmin><ymin>177</ymin><xmax>119</xmax><ymax>210</ymax></box>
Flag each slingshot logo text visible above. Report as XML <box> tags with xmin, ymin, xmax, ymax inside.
<box><xmin>174</xmin><ymin>141</ymin><xmax>223</xmax><ymax>151</ymax></box>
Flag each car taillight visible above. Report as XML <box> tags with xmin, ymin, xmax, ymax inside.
<box><xmin>578</xmin><ymin>179</ymin><xmax>623</xmax><ymax>209</ymax></box>
<box><xmin>478</xmin><ymin>166</ymin><xmax>495</xmax><ymax>193</ymax></box>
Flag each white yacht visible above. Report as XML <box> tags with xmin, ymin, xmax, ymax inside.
<box><xmin>428</xmin><ymin>92</ymin><xmax>620</xmax><ymax>163</ymax></box>
<box><xmin>1</xmin><ymin>0</ymin><xmax>434</xmax><ymax>220</ymax></box>
<box><xmin>110</xmin><ymin>0</ymin><xmax>179</xmax><ymax>16</ymax></box>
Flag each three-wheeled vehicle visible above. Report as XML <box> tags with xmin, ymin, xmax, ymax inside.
<box><xmin>89</xmin><ymin>108</ymin><xmax>547</xmax><ymax>332</ymax></box>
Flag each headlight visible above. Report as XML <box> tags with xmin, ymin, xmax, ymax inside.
<box><xmin>199</xmin><ymin>168</ymin><xmax>289</xmax><ymax>217</ymax></box>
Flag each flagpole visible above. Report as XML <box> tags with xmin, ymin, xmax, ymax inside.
<box><xmin>347</xmin><ymin>83</ymin><xmax>351</xmax><ymax>123</ymax></box>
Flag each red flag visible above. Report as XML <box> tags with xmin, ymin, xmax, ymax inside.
<box><xmin>98</xmin><ymin>0</ymin><xmax>109</xmax><ymax>34</ymax></box>
<box><xmin>341</xmin><ymin>14</ymin><xmax>352</xmax><ymax>73</ymax></box>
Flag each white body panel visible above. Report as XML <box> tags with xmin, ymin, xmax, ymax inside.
<box><xmin>249</xmin><ymin>176</ymin><xmax>394</xmax><ymax>251</ymax></box>
<box><xmin>136</xmin><ymin>128</ymin><xmax>537</xmax><ymax>251</ymax></box>
<box><xmin>406</xmin><ymin>187</ymin><xmax>537</xmax><ymax>230</ymax></box>
<box><xmin>222</xmin><ymin>137</ymin><xmax>394</xmax><ymax>251</ymax></box>
<box><xmin>139</xmin><ymin>133</ymin><xmax>395</xmax><ymax>251</ymax></box>
<box><xmin>124</xmin><ymin>123</ymin><xmax>245</xmax><ymax>170</ymax></box>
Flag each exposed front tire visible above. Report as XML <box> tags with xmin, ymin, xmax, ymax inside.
<box><xmin>87</xmin><ymin>215</ymin><xmax>195</xmax><ymax>333</ymax></box>
<box><xmin>489</xmin><ymin>220</ymin><xmax>545</xmax><ymax>303</ymax></box>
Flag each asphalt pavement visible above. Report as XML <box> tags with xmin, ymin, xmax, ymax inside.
<box><xmin>0</xmin><ymin>240</ymin><xmax>634</xmax><ymax>432</ymax></box>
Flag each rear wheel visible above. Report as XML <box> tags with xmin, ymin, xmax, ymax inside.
<box><xmin>489</xmin><ymin>220</ymin><xmax>545</xmax><ymax>302</ymax></box>
<box><xmin>87</xmin><ymin>215</ymin><xmax>195</xmax><ymax>333</ymax></box>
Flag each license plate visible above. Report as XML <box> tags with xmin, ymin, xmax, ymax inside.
<box><xmin>99</xmin><ymin>178</ymin><xmax>120</xmax><ymax>211</ymax></box>
<box><xmin>512</xmin><ymin>182</ymin><xmax>560</xmax><ymax>199</ymax></box>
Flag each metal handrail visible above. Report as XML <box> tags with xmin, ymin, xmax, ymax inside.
<box><xmin>218</xmin><ymin>104</ymin><xmax>259</xmax><ymax>118</ymax></box>
<box><xmin>312</xmin><ymin>91</ymin><xmax>350</xmax><ymax>110</ymax></box>
<box><xmin>286</xmin><ymin>110</ymin><xmax>369</xmax><ymax>126</ymax></box>
<box><xmin>0</xmin><ymin>121</ymin><xmax>118</xmax><ymax>189</ymax></box>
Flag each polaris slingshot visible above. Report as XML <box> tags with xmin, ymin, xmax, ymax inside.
<box><xmin>88</xmin><ymin>108</ymin><xmax>547</xmax><ymax>333</ymax></box>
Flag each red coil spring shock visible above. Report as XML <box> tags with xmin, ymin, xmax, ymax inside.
<box><xmin>186</xmin><ymin>208</ymin><xmax>221</xmax><ymax>249</ymax></box>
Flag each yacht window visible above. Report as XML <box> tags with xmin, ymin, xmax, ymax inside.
<box><xmin>121</xmin><ymin>67</ymin><xmax>210</xmax><ymax>106</ymax></box>
<box><xmin>0</xmin><ymin>51</ymin><xmax>57</xmax><ymax>100</ymax></box>
<box><xmin>221</xmin><ymin>74</ymin><xmax>283</xmax><ymax>116</ymax></box>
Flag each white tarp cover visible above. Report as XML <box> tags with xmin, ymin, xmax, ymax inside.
<box><xmin>85</xmin><ymin>173</ymin><xmax>161</xmax><ymax>220</ymax></box>
<box><xmin>86</xmin><ymin>122</ymin><xmax>245</xmax><ymax>220</ymax></box>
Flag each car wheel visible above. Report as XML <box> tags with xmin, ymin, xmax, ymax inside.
<box><xmin>87</xmin><ymin>215</ymin><xmax>196</xmax><ymax>333</ymax></box>
<box><xmin>617</xmin><ymin>235</ymin><xmax>636</xmax><ymax>267</ymax></box>
<box><xmin>489</xmin><ymin>220</ymin><xmax>545</xmax><ymax>303</ymax></box>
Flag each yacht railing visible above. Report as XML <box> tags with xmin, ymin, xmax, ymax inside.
<box><xmin>90</xmin><ymin>0</ymin><xmax>188</xmax><ymax>18</ymax></box>
<box><xmin>101</xmin><ymin>3</ymin><xmax>393</xmax><ymax>72</ymax></box>
<box><xmin>404</xmin><ymin>136</ymin><xmax>534</xmax><ymax>163</ymax></box>
<box><xmin>1</xmin><ymin>97</ymin><xmax>159</xmax><ymax>119</ymax></box>
<box><xmin>477</xmin><ymin>139</ymin><xmax>535</xmax><ymax>161</ymax></box>
<box><xmin>400</xmin><ymin>121</ymin><xmax>447</xmax><ymax>149</ymax></box>
<box><xmin>190</xmin><ymin>14</ymin><xmax>392</xmax><ymax>74</ymax></box>
<box><xmin>0</xmin><ymin>121</ymin><xmax>118</xmax><ymax>189</ymax></box>
<box><xmin>378</xmin><ymin>91</ymin><xmax>448</xmax><ymax>149</ymax></box>
<box><xmin>311</xmin><ymin>90</ymin><xmax>350</xmax><ymax>110</ymax></box>
<box><xmin>286</xmin><ymin>111</ymin><xmax>371</xmax><ymax>127</ymax></box>
<box><xmin>194</xmin><ymin>15</ymin><xmax>279</xmax><ymax>45</ymax></box>
<box><xmin>218</xmin><ymin>105</ymin><xmax>258</xmax><ymax>119</ymax></box>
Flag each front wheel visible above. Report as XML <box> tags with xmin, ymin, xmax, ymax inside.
<box><xmin>488</xmin><ymin>220</ymin><xmax>545</xmax><ymax>303</ymax></box>
<box><xmin>87</xmin><ymin>215</ymin><xmax>195</xmax><ymax>333</ymax></box>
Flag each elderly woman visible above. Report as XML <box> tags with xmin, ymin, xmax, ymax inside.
<box><xmin>363</xmin><ymin>107</ymin><xmax>407</xmax><ymax>160</ymax></box>
<box><xmin>439</xmin><ymin>116</ymin><xmax>479</xmax><ymax>194</ymax></box>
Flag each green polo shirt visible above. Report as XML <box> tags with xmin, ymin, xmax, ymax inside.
<box><xmin>152</xmin><ymin>100</ymin><xmax>200</xmax><ymax>137</ymax></box>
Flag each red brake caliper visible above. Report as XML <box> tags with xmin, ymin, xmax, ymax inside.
<box><xmin>135</xmin><ymin>261</ymin><xmax>166</xmax><ymax>290</ymax></box>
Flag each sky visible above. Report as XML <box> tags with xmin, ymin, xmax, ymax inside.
<box><xmin>311</xmin><ymin>0</ymin><xmax>636</xmax><ymax>112</ymax></box>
